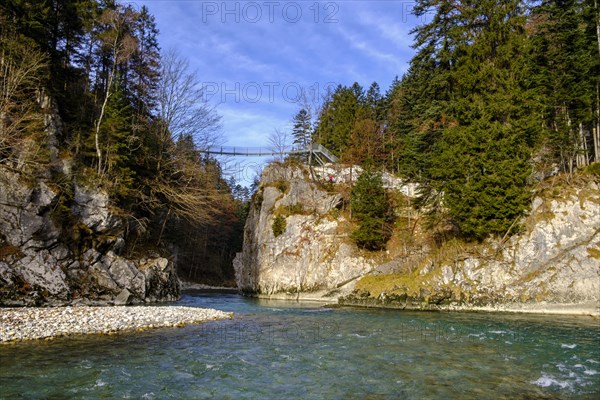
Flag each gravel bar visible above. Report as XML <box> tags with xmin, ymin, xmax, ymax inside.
<box><xmin>0</xmin><ymin>306</ymin><xmax>233</xmax><ymax>343</ymax></box>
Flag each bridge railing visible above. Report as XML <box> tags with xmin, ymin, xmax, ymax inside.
<box><xmin>201</xmin><ymin>143</ymin><xmax>339</xmax><ymax>163</ymax></box>
<box><xmin>204</xmin><ymin>146</ymin><xmax>290</xmax><ymax>156</ymax></box>
<box><xmin>309</xmin><ymin>143</ymin><xmax>338</xmax><ymax>163</ymax></box>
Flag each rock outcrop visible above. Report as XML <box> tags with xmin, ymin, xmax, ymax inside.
<box><xmin>233</xmin><ymin>163</ymin><xmax>415</xmax><ymax>298</ymax></box>
<box><xmin>0</xmin><ymin>166</ymin><xmax>180</xmax><ymax>306</ymax></box>
<box><xmin>343</xmin><ymin>175</ymin><xmax>600</xmax><ymax>314</ymax></box>
<box><xmin>235</xmin><ymin>165</ymin><xmax>358</xmax><ymax>296</ymax></box>
<box><xmin>236</xmin><ymin>163</ymin><xmax>599</xmax><ymax>314</ymax></box>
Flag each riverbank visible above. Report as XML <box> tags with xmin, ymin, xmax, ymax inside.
<box><xmin>0</xmin><ymin>306</ymin><xmax>233</xmax><ymax>343</ymax></box>
<box><xmin>245</xmin><ymin>291</ymin><xmax>600</xmax><ymax>317</ymax></box>
<box><xmin>336</xmin><ymin>296</ymin><xmax>600</xmax><ymax>318</ymax></box>
<box><xmin>180</xmin><ymin>281</ymin><xmax>239</xmax><ymax>293</ymax></box>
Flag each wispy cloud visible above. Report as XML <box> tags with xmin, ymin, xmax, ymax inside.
<box><xmin>135</xmin><ymin>0</ymin><xmax>418</xmax><ymax>156</ymax></box>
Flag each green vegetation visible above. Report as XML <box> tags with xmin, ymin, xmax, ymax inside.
<box><xmin>586</xmin><ymin>162</ymin><xmax>600</xmax><ymax>176</ymax></box>
<box><xmin>299</xmin><ymin>0</ymin><xmax>599</xmax><ymax>242</ymax></box>
<box><xmin>0</xmin><ymin>0</ymin><xmax>251</xmax><ymax>285</ymax></box>
<box><xmin>351</xmin><ymin>171</ymin><xmax>393</xmax><ymax>250</ymax></box>
<box><xmin>275</xmin><ymin>203</ymin><xmax>306</xmax><ymax>216</ymax></box>
<box><xmin>588</xmin><ymin>247</ymin><xmax>600</xmax><ymax>260</ymax></box>
<box><xmin>2</xmin><ymin>0</ymin><xmax>598</xmax><ymax>282</ymax></box>
<box><xmin>273</xmin><ymin>180</ymin><xmax>290</xmax><ymax>194</ymax></box>
<box><xmin>272</xmin><ymin>215</ymin><xmax>287</xmax><ymax>237</ymax></box>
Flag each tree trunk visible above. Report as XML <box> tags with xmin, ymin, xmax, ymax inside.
<box><xmin>596</xmin><ymin>0</ymin><xmax>600</xmax><ymax>57</ymax></box>
<box><xmin>93</xmin><ymin>32</ymin><xmax>119</xmax><ymax>176</ymax></box>
<box><xmin>595</xmin><ymin>0</ymin><xmax>600</xmax><ymax>162</ymax></box>
<box><xmin>308</xmin><ymin>142</ymin><xmax>315</xmax><ymax>181</ymax></box>
<box><xmin>595</xmin><ymin>79</ymin><xmax>600</xmax><ymax>163</ymax></box>
<box><xmin>578</xmin><ymin>122</ymin><xmax>588</xmax><ymax>167</ymax></box>
<box><xmin>156</xmin><ymin>206</ymin><xmax>171</xmax><ymax>246</ymax></box>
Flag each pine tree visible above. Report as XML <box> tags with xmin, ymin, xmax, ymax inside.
<box><xmin>351</xmin><ymin>171</ymin><xmax>391</xmax><ymax>250</ymax></box>
<box><xmin>391</xmin><ymin>0</ymin><xmax>542</xmax><ymax>240</ymax></box>
<box><xmin>291</xmin><ymin>108</ymin><xmax>312</xmax><ymax>149</ymax></box>
<box><xmin>387</xmin><ymin>0</ymin><xmax>464</xmax><ymax>182</ymax></box>
<box><xmin>348</xmin><ymin>83</ymin><xmax>385</xmax><ymax>167</ymax></box>
<box><xmin>428</xmin><ymin>0</ymin><xmax>538</xmax><ymax>239</ymax></box>
<box><xmin>314</xmin><ymin>84</ymin><xmax>360</xmax><ymax>158</ymax></box>
<box><xmin>530</xmin><ymin>0</ymin><xmax>599</xmax><ymax>172</ymax></box>
<box><xmin>97</xmin><ymin>79</ymin><xmax>136</xmax><ymax>199</ymax></box>
<box><xmin>128</xmin><ymin>5</ymin><xmax>160</xmax><ymax>119</ymax></box>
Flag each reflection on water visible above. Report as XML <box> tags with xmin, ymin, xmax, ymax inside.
<box><xmin>1</xmin><ymin>292</ymin><xmax>599</xmax><ymax>399</ymax></box>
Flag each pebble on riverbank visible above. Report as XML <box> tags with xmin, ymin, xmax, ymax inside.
<box><xmin>0</xmin><ymin>306</ymin><xmax>233</xmax><ymax>343</ymax></box>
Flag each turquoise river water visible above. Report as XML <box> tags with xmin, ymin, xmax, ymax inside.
<box><xmin>1</xmin><ymin>292</ymin><xmax>599</xmax><ymax>399</ymax></box>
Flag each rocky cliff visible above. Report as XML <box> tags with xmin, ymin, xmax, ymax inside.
<box><xmin>235</xmin><ymin>163</ymin><xmax>599</xmax><ymax>315</ymax></box>
<box><xmin>0</xmin><ymin>92</ymin><xmax>180</xmax><ymax>306</ymax></box>
<box><xmin>0</xmin><ymin>166</ymin><xmax>180</xmax><ymax>306</ymax></box>
<box><xmin>345</xmin><ymin>174</ymin><xmax>600</xmax><ymax>315</ymax></box>
<box><xmin>233</xmin><ymin>163</ymin><xmax>416</xmax><ymax>299</ymax></box>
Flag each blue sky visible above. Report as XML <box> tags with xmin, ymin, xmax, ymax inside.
<box><xmin>131</xmin><ymin>0</ymin><xmax>423</xmax><ymax>181</ymax></box>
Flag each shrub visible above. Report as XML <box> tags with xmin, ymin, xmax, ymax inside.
<box><xmin>272</xmin><ymin>215</ymin><xmax>287</xmax><ymax>237</ymax></box>
<box><xmin>286</xmin><ymin>203</ymin><xmax>304</xmax><ymax>215</ymax></box>
<box><xmin>274</xmin><ymin>180</ymin><xmax>289</xmax><ymax>193</ymax></box>
<box><xmin>586</xmin><ymin>162</ymin><xmax>600</xmax><ymax>176</ymax></box>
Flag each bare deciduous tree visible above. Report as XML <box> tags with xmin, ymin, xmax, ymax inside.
<box><xmin>94</xmin><ymin>6</ymin><xmax>138</xmax><ymax>175</ymax></box>
<box><xmin>146</xmin><ymin>50</ymin><xmax>228</xmax><ymax>243</ymax></box>
<box><xmin>0</xmin><ymin>23</ymin><xmax>47</xmax><ymax>171</ymax></box>
<box><xmin>155</xmin><ymin>49</ymin><xmax>223</xmax><ymax>153</ymax></box>
<box><xmin>268</xmin><ymin>128</ymin><xmax>288</xmax><ymax>163</ymax></box>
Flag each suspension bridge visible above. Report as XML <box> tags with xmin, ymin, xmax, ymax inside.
<box><xmin>199</xmin><ymin>143</ymin><xmax>338</xmax><ymax>164</ymax></box>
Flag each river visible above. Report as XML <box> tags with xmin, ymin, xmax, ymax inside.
<box><xmin>1</xmin><ymin>291</ymin><xmax>599</xmax><ymax>399</ymax></box>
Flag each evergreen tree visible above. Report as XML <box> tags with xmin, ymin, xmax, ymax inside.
<box><xmin>530</xmin><ymin>0</ymin><xmax>599</xmax><ymax>172</ymax></box>
<box><xmin>347</xmin><ymin>83</ymin><xmax>385</xmax><ymax>167</ymax></box>
<box><xmin>351</xmin><ymin>171</ymin><xmax>391</xmax><ymax>250</ymax></box>
<box><xmin>429</xmin><ymin>0</ymin><xmax>538</xmax><ymax>239</ymax></box>
<box><xmin>291</xmin><ymin>108</ymin><xmax>312</xmax><ymax>148</ymax></box>
<box><xmin>314</xmin><ymin>84</ymin><xmax>360</xmax><ymax>158</ymax></box>
<box><xmin>384</xmin><ymin>0</ymin><xmax>464</xmax><ymax>182</ymax></box>
<box><xmin>128</xmin><ymin>5</ymin><xmax>160</xmax><ymax>119</ymax></box>
<box><xmin>388</xmin><ymin>0</ymin><xmax>541</xmax><ymax>240</ymax></box>
<box><xmin>98</xmin><ymin>79</ymin><xmax>136</xmax><ymax>199</ymax></box>
<box><xmin>381</xmin><ymin>77</ymin><xmax>408</xmax><ymax>174</ymax></box>
<box><xmin>0</xmin><ymin>1</ymin><xmax>242</xmax><ymax>285</ymax></box>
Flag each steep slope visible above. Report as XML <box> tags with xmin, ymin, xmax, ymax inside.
<box><xmin>233</xmin><ymin>163</ymin><xmax>416</xmax><ymax>299</ymax></box>
<box><xmin>346</xmin><ymin>174</ymin><xmax>600</xmax><ymax>315</ymax></box>
<box><xmin>0</xmin><ymin>166</ymin><xmax>180</xmax><ymax>306</ymax></box>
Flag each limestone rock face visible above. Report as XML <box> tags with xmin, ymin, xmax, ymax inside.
<box><xmin>0</xmin><ymin>166</ymin><xmax>179</xmax><ymax>306</ymax></box>
<box><xmin>236</xmin><ymin>162</ymin><xmax>599</xmax><ymax>313</ymax></box>
<box><xmin>72</xmin><ymin>185</ymin><xmax>120</xmax><ymax>233</ymax></box>
<box><xmin>343</xmin><ymin>177</ymin><xmax>600</xmax><ymax>313</ymax></box>
<box><xmin>234</xmin><ymin>164</ymin><xmax>404</xmax><ymax>297</ymax></box>
<box><xmin>449</xmin><ymin>179</ymin><xmax>599</xmax><ymax>305</ymax></box>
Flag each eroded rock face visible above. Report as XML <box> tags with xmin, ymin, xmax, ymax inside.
<box><xmin>342</xmin><ymin>178</ymin><xmax>600</xmax><ymax>312</ymax></box>
<box><xmin>236</xmin><ymin>163</ymin><xmax>599</xmax><ymax>313</ymax></box>
<box><xmin>234</xmin><ymin>164</ymin><xmax>386</xmax><ymax>296</ymax></box>
<box><xmin>0</xmin><ymin>166</ymin><xmax>179</xmax><ymax>306</ymax></box>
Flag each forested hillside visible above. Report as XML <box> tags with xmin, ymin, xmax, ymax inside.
<box><xmin>304</xmin><ymin>0</ymin><xmax>599</xmax><ymax>241</ymax></box>
<box><xmin>1</xmin><ymin>0</ymin><xmax>599</xmax><ymax>287</ymax></box>
<box><xmin>1</xmin><ymin>0</ymin><xmax>246</xmax><ymax>284</ymax></box>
